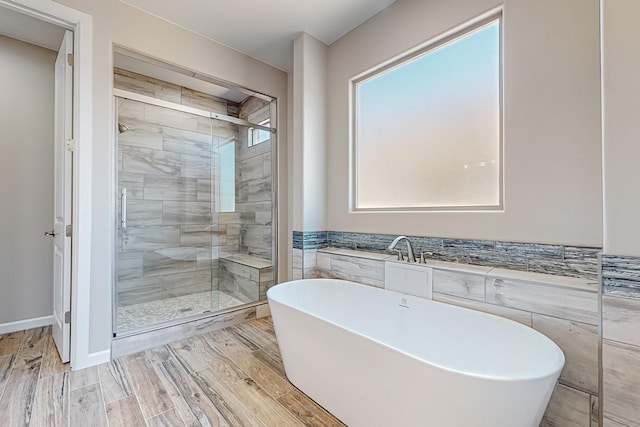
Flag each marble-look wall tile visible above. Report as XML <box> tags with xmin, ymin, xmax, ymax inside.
<box><xmin>162</xmin><ymin>127</ymin><xmax>211</xmax><ymax>157</ymax></box>
<box><xmin>180</xmin><ymin>225</ymin><xmax>214</xmax><ymax>248</ymax></box>
<box><xmin>241</xmin><ymin>225</ymin><xmax>270</xmax><ymax>250</ymax></box>
<box><xmin>126</xmin><ymin>200</ymin><xmax>163</xmax><ymax>226</ymax></box>
<box><xmin>180</xmin><ymin>154</ymin><xmax>210</xmax><ymax>179</ymax></box>
<box><xmin>119</xmin><ymin>172</ymin><xmax>144</xmax><ymax>200</ymax></box>
<box><xmin>532</xmin><ymin>314</ymin><xmax>599</xmax><ymax>394</ymax></box>
<box><xmin>221</xmin><ymin>259</ymin><xmax>251</xmax><ymax>279</ymax></box>
<box><xmin>219</xmin><ymin>256</ymin><xmax>271</xmax><ymax>302</ymax></box>
<box><xmin>591</xmin><ymin>396</ymin><xmax>599</xmax><ymax>427</ymax></box>
<box><xmin>239</xmin><ymin>155</ymin><xmax>266</xmax><ymax>182</ymax></box>
<box><xmin>122</xmin><ymin>146</ymin><xmax>181</xmax><ymax>177</ymax></box>
<box><xmin>485</xmin><ymin>277</ymin><xmax>598</xmax><ymax>324</ymax></box>
<box><xmin>238</xmin><ymin>176</ymin><xmax>271</xmax><ymax>203</ymax></box>
<box><xmin>117</xmin><ymin>120</ymin><xmax>163</xmax><ymax>151</ymax></box>
<box><xmin>603</xmin><ymin>295</ymin><xmax>640</xmax><ymax>347</ymax></box>
<box><xmin>239</xmin><ymin>201</ymin><xmax>271</xmax><ymax>225</ymax></box>
<box><xmin>292</xmin><ymin>249</ymin><xmax>303</xmax><ymax>270</ymax></box>
<box><xmin>118</xmin><ymin>252</ymin><xmax>143</xmax><ymax>281</ymax></box>
<box><xmin>234</xmin><ymin>276</ymin><xmax>259</xmax><ymax>301</ymax></box>
<box><xmin>196</xmin><ymin>179</ymin><xmax>211</xmax><ymax>202</ymax></box>
<box><xmin>160</xmin><ymin>270</ymin><xmax>213</xmax><ymax>300</ymax></box>
<box><xmin>541</xmin><ymin>384</ymin><xmax>593</xmax><ymax>427</ymax></box>
<box><xmin>142</xmin><ymin>249</ymin><xmax>198</xmax><ymax>277</ymax></box>
<box><xmin>432</xmin><ymin>269</ymin><xmax>485</xmax><ymax>301</ymax></box>
<box><xmin>114</xmin><ymin>68</ymin><xmax>182</xmax><ymax>104</ymax></box>
<box><xmin>196</xmin><ymin>249</ymin><xmax>214</xmax><ymax>271</ymax></box>
<box><xmin>316</xmin><ymin>252</ymin><xmax>331</xmax><ymax>271</ymax></box>
<box><xmin>263</xmin><ymin>152</ymin><xmax>271</xmax><ymax>176</ymax></box>
<box><xmin>122</xmin><ymin>226</ymin><xmax>181</xmax><ymax>252</ymax></box>
<box><xmin>602</xmin><ymin>339</ymin><xmax>640</xmax><ymax>426</ymax></box>
<box><xmin>303</xmin><ymin>250</ymin><xmax>317</xmax><ymax>271</ymax></box>
<box><xmin>321</xmin><ymin>253</ymin><xmax>385</xmax><ymax>288</ymax></box>
<box><xmin>215</xmin><ymin>121</ymin><xmax>239</xmax><ymax>143</ymax></box>
<box><xmin>144</xmin><ymin>176</ymin><xmax>198</xmax><ymax>201</ymax></box>
<box><xmin>118</xmin><ymin>270</ymin><xmax>211</xmax><ymax>306</ymax></box>
<box><xmin>118</xmin><ymin>98</ymin><xmax>144</xmax><ymax>121</ymax></box>
<box><xmin>162</xmin><ymin>201</ymin><xmax>211</xmax><ymax>225</ymax></box>
<box><xmin>433</xmin><ymin>293</ymin><xmax>532</xmax><ymax>326</ymax></box>
<box><xmin>180</xmin><ymin>87</ymin><xmax>227</xmax><ymax>114</ymax></box>
<box><xmin>143</xmin><ymin>104</ymin><xmax>200</xmax><ymax>133</ymax></box>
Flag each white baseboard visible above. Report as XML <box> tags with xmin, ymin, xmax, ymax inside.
<box><xmin>0</xmin><ymin>315</ymin><xmax>54</xmax><ymax>334</ymax></box>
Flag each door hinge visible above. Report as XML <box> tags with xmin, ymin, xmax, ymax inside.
<box><xmin>64</xmin><ymin>311</ymin><xmax>71</xmax><ymax>324</ymax></box>
<box><xmin>65</xmin><ymin>225</ymin><xmax>72</xmax><ymax>237</ymax></box>
<box><xmin>67</xmin><ymin>53</ymin><xmax>74</xmax><ymax>67</ymax></box>
<box><xmin>65</xmin><ymin>139</ymin><xmax>75</xmax><ymax>151</ymax></box>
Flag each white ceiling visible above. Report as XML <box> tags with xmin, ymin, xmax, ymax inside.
<box><xmin>0</xmin><ymin>6</ymin><xmax>66</xmax><ymax>51</ymax></box>
<box><xmin>121</xmin><ymin>0</ymin><xmax>396</xmax><ymax>71</ymax></box>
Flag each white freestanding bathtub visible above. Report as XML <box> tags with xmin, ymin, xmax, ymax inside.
<box><xmin>268</xmin><ymin>278</ymin><xmax>564</xmax><ymax>427</ymax></box>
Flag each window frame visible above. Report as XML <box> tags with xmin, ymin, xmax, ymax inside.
<box><xmin>350</xmin><ymin>11</ymin><xmax>504</xmax><ymax>212</ymax></box>
<box><xmin>248</xmin><ymin>118</ymin><xmax>271</xmax><ymax>147</ymax></box>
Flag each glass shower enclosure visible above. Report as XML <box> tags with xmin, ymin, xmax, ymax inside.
<box><xmin>113</xmin><ymin>89</ymin><xmax>276</xmax><ymax>335</ymax></box>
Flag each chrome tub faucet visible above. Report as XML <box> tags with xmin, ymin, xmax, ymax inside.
<box><xmin>387</xmin><ymin>236</ymin><xmax>417</xmax><ymax>263</ymax></box>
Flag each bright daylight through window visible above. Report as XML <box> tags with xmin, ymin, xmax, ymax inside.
<box><xmin>353</xmin><ymin>15</ymin><xmax>501</xmax><ymax>210</ymax></box>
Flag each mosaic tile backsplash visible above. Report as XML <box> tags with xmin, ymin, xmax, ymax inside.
<box><xmin>293</xmin><ymin>231</ymin><xmax>601</xmax><ymax>280</ymax></box>
<box><xmin>602</xmin><ymin>255</ymin><xmax>640</xmax><ymax>299</ymax></box>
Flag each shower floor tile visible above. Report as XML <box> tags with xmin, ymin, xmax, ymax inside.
<box><xmin>117</xmin><ymin>290</ymin><xmax>250</xmax><ymax>333</ymax></box>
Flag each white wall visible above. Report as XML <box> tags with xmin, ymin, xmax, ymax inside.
<box><xmin>55</xmin><ymin>0</ymin><xmax>289</xmax><ymax>355</ymax></box>
<box><xmin>0</xmin><ymin>35</ymin><xmax>56</xmax><ymax>324</ymax></box>
<box><xmin>292</xmin><ymin>33</ymin><xmax>328</xmax><ymax>232</ymax></box>
<box><xmin>602</xmin><ymin>0</ymin><xmax>640</xmax><ymax>256</ymax></box>
<box><xmin>326</xmin><ymin>0</ymin><xmax>602</xmax><ymax>246</ymax></box>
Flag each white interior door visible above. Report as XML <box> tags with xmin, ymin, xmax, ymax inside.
<box><xmin>51</xmin><ymin>30</ymin><xmax>73</xmax><ymax>363</ymax></box>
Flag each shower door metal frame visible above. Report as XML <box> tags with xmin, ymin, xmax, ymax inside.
<box><xmin>112</xmin><ymin>88</ymin><xmax>278</xmax><ymax>337</ymax></box>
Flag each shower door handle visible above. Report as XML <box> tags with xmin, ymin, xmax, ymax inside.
<box><xmin>121</xmin><ymin>188</ymin><xmax>127</xmax><ymax>228</ymax></box>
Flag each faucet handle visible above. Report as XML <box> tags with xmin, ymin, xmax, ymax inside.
<box><xmin>391</xmin><ymin>249</ymin><xmax>404</xmax><ymax>262</ymax></box>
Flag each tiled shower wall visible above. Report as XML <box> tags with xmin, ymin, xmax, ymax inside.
<box><xmin>237</xmin><ymin>96</ymin><xmax>273</xmax><ymax>260</ymax></box>
<box><xmin>116</xmin><ymin>68</ymin><xmax>237</xmax><ymax>306</ymax></box>
<box><xmin>115</xmin><ymin>69</ymin><xmax>276</xmax><ymax>308</ymax></box>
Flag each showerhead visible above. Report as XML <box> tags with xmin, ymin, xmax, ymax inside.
<box><xmin>118</xmin><ymin>122</ymin><xmax>130</xmax><ymax>133</ymax></box>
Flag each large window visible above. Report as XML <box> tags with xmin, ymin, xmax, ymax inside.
<box><xmin>352</xmin><ymin>15</ymin><xmax>502</xmax><ymax>210</ymax></box>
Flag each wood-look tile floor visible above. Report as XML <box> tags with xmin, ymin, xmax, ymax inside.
<box><xmin>0</xmin><ymin>318</ymin><xmax>345</xmax><ymax>427</ymax></box>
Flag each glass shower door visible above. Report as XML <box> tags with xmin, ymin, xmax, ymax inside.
<box><xmin>115</xmin><ymin>97</ymin><xmax>216</xmax><ymax>334</ymax></box>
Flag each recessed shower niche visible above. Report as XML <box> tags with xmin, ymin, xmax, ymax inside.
<box><xmin>113</xmin><ymin>49</ymin><xmax>277</xmax><ymax>335</ymax></box>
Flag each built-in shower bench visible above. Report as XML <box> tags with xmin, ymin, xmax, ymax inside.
<box><xmin>219</xmin><ymin>254</ymin><xmax>274</xmax><ymax>302</ymax></box>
